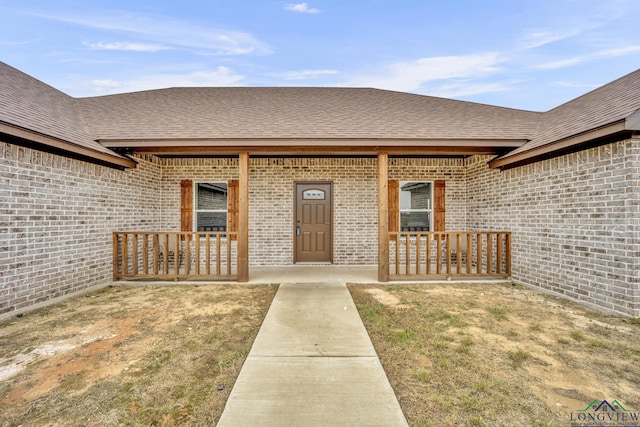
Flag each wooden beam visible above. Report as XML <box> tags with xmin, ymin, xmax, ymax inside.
<box><xmin>112</xmin><ymin>233</ymin><xmax>119</xmax><ymax>281</ymax></box>
<box><xmin>378</xmin><ymin>153</ymin><xmax>389</xmax><ymax>282</ymax></box>
<box><xmin>127</xmin><ymin>144</ymin><xmax>515</xmax><ymax>157</ymax></box>
<box><xmin>238</xmin><ymin>152</ymin><xmax>250</xmax><ymax>282</ymax></box>
<box><xmin>101</xmin><ymin>137</ymin><xmax>526</xmax><ymax>148</ymax></box>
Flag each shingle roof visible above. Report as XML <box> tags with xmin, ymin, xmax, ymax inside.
<box><xmin>78</xmin><ymin>87</ymin><xmax>539</xmax><ymax>141</ymax></box>
<box><xmin>0</xmin><ymin>61</ymin><xmax>128</xmax><ymax>161</ymax></box>
<box><xmin>1</xmin><ymin>60</ymin><xmax>639</xmax><ymax>169</ymax></box>
<box><xmin>496</xmin><ymin>68</ymin><xmax>640</xmax><ymax>163</ymax></box>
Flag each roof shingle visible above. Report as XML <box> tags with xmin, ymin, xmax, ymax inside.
<box><xmin>0</xmin><ymin>61</ymin><xmax>122</xmax><ymax>158</ymax></box>
<box><xmin>78</xmin><ymin>87</ymin><xmax>539</xmax><ymax>142</ymax></box>
<box><xmin>2</xmin><ymin>60</ymin><xmax>639</xmax><ymax>168</ymax></box>
<box><xmin>499</xmin><ymin>68</ymin><xmax>640</xmax><ymax>161</ymax></box>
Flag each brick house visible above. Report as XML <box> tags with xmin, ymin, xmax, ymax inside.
<box><xmin>1</xmin><ymin>61</ymin><xmax>639</xmax><ymax>318</ymax></box>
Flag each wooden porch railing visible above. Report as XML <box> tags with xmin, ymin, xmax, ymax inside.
<box><xmin>389</xmin><ymin>231</ymin><xmax>511</xmax><ymax>279</ymax></box>
<box><xmin>113</xmin><ymin>232</ymin><xmax>237</xmax><ymax>281</ymax></box>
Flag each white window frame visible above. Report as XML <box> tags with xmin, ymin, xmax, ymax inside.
<box><xmin>193</xmin><ymin>182</ymin><xmax>228</xmax><ymax>232</ymax></box>
<box><xmin>399</xmin><ymin>181</ymin><xmax>434</xmax><ymax>232</ymax></box>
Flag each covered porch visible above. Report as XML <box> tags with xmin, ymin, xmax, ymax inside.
<box><xmin>112</xmin><ymin>153</ymin><xmax>512</xmax><ymax>282</ymax></box>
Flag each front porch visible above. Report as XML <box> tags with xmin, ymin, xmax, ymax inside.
<box><xmin>108</xmin><ymin>151</ymin><xmax>516</xmax><ymax>283</ymax></box>
<box><xmin>112</xmin><ymin>153</ymin><xmax>514</xmax><ymax>283</ymax></box>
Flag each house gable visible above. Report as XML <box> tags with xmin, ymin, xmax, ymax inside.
<box><xmin>0</xmin><ymin>62</ymin><xmax>135</xmax><ymax>169</ymax></box>
<box><xmin>491</xmin><ymin>68</ymin><xmax>640</xmax><ymax>169</ymax></box>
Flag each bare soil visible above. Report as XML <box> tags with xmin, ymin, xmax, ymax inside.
<box><xmin>349</xmin><ymin>283</ymin><xmax>640</xmax><ymax>427</ymax></box>
<box><xmin>2</xmin><ymin>282</ymin><xmax>638</xmax><ymax>426</ymax></box>
<box><xmin>0</xmin><ymin>284</ymin><xmax>277</xmax><ymax>427</ymax></box>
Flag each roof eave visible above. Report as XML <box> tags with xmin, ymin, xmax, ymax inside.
<box><xmin>99</xmin><ymin>137</ymin><xmax>527</xmax><ymax>157</ymax></box>
<box><xmin>0</xmin><ymin>122</ymin><xmax>137</xmax><ymax>169</ymax></box>
<box><xmin>488</xmin><ymin>121</ymin><xmax>630</xmax><ymax>170</ymax></box>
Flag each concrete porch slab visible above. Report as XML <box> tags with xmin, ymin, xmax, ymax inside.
<box><xmin>247</xmin><ymin>265</ymin><xmax>379</xmax><ymax>284</ymax></box>
<box><xmin>247</xmin><ymin>265</ymin><xmax>511</xmax><ymax>286</ymax></box>
<box><xmin>114</xmin><ymin>265</ymin><xmax>511</xmax><ymax>288</ymax></box>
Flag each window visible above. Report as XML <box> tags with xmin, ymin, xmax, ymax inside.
<box><xmin>399</xmin><ymin>181</ymin><xmax>433</xmax><ymax>231</ymax></box>
<box><xmin>194</xmin><ymin>183</ymin><xmax>228</xmax><ymax>231</ymax></box>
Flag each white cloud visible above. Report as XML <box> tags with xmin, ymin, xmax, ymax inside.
<box><xmin>35</xmin><ymin>11</ymin><xmax>271</xmax><ymax>56</ymax></box>
<box><xmin>517</xmin><ymin>29</ymin><xmax>582</xmax><ymax>50</ymax></box>
<box><xmin>426</xmin><ymin>82</ymin><xmax>512</xmax><ymax>99</ymax></box>
<box><xmin>0</xmin><ymin>37</ymin><xmax>40</xmax><ymax>47</ymax></box>
<box><xmin>284</xmin><ymin>3</ymin><xmax>321</xmax><ymax>14</ymax></box>
<box><xmin>277</xmin><ymin>69</ymin><xmax>338</xmax><ymax>80</ymax></box>
<box><xmin>85</xmin><ymin>41</ymin><xmax>169</xmax><ymax>52</ymax></box>
<box><xmin>79</xmin><ymin>67</ymin><xmax>245</xmax><ymax>96</ymax></box>
<box><xmin>515</xmin><ymin>3</ymin><xmax>625</xmax><ymax>51</ymax></box>
<box><xmin>552</xmin><ymin>81</ymin><xmax>599</xmax><ymax>89</ymax></box>
<box><xmin>89</xmin><ymin>79</ymin><xmax>122</xmax><ymax>90</ymax></box>
<box><xmin>348</xmin><ymin>53</ymin><xmax>504</xmax><ymax>92</ymax></box>
<box><xmin>535</xmin><ymin>45</ymin><xmax>640</xmax><ymax>69</ymax></box>
<box><xmin>535</xmin><ymin>57</ymin><xmax>585</xmax><ymax>70</ymax></box>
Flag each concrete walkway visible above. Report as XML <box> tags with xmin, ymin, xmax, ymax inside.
<box><xmin>217</xmin><ymin>282</ymin><xmax>409</xmax><ymax>426</ymax></box>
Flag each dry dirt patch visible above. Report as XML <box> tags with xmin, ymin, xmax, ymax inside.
<box><xmin>363</xmin><ymin>287</ymin><xmax>407</xmax><ymax>308</ymax></box>
<box><xmin>349</xmin><ymin>283</ymin><xmax>640</xmax><ymax>427</ymax></box>
<box><xmin>0</xmin><ymin>284</ymin><xmax>277</xmax><ymax>426</ymax></box>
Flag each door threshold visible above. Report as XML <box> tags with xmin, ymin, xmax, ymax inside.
<box><xmin>294</xmin><ymin>262</ymin><xmax>333</xmax><ymax>265</ymax></box>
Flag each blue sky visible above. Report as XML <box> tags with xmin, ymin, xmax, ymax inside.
<box><xmin>1</xmin><ymin>0</ymin><xmax>639</xmax><ymax>111</ymax></box>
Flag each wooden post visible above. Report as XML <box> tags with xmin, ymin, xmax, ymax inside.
<box><xmin>122</xmin><ymin>234</ymin><xmax>129</xmax><ymax>276</ymax></box>
<box><xmin>195</xmin><ymin>233</ymin><xmax>201</xmax><ymax>275</ymax></box>
<box><xmin>132</xmin><ymin>234</ymin><xmax>139</xmax><ymax>275</ymax></box>
<box><xmin>415</xmin><ymin>233</ymin><xmax>421</xmax><ymax>275</ymax></box>
<box><xmin>476</xmin><ymin>233</ymin><xmax>482</xmax><ymax>275</ymax></box>
<box><xmin>446</xmin><ymin>233</ymin><xmax>452</xmax><ymax>275</ymax></box>
<box><xmin>456</xmin><ymin>233</ymin><xmax>462</xmax><ymax>274</ymax></box>
<box><xmin>206</xmin><ymin>234</ymin><xmax>211</xmax><ymax>276</ymax></box>
<box><xmin>496</xmin><ymin>233</ymin><xmax>503</xmax><ymax>275</ymax></box>
<box><xmin>487</xmin><ymin>233</ymin><xmax>493</xmax><ymax>274</ymax></box>
<box><xmin>142</xmin><ymin>233</ymin><xmax>149</xmax><ymax>275</ymax></box>
<box><xmin>466</xmin><ymin>233</ymin><xmax>472</xmax><ymax>274</ymax></box>
<box><xmin>238</xmin><ymin>152</ymin><xmax>250</xmax><ymax>282</ymax></box>
<box><xmin>426</xmin><ymin>233</ymin><xmax>432</xmax><ymax>275</ymax></box>
<box><xmin>216</xmin><ymin>234</ymin><xmax>221</xmax><ymax>275</ymax></box>
<box><xmin>174</xmin><ymin>233</ymin><xmax>180</xmax><ymax>281</ymax></box>
<box><xmin>436</xmin><ymin>233</ymin><xmax>442</xmax><ymax>274</ymax></box>
<box><xmin>405</xmin><ymin>233</ymin><xmax>410</xmax><ymax>275</ymax></box>
<box><xmin>378</xmin><ymin>153</ymin><xmax>389</xmax><ymax>282</ymax></box>
<box><xmin>506</xmin><ymin>232</ymin><xmax>512</xmax><ymax>277</ymax></box>
<box><xmin>152</xmin><ymin>234</ymin><xmax>159</xmax><ymax>275</ymax></box>
<box><xmin>112</xmin><ymin>232</ymin><xmax>119</xmax><ymax>281</ymax></box>
<box><xmin>162</xmin><ymin>234</ymin><xmax>169</xmax><ymax>275</ymax></box>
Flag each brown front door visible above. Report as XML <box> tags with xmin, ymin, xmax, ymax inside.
<box><xmin>294</xmin><ymin>182</ymin><xmax>333</xmax><ymax>263</ymax></box>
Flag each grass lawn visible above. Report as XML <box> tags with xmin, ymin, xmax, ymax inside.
<box><xmin>2</xmin><ymin>282</ymin><xmax>638</xmax><ymax>426</ymax></box>
<box><xmin>0</xmin><ymin>284</ymin><xmax>277</xmax><ymax>426</ymax></box>
<box><xmin>348</xmin><ymin>283</ymin><xmax>640</xmax><ymax>427</ymax></box>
